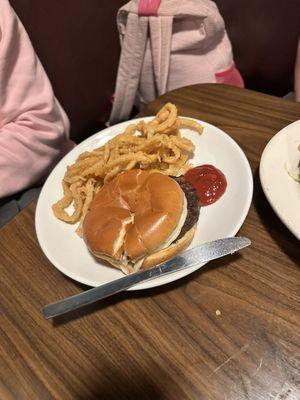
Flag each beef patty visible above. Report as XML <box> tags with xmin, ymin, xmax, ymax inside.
<box><xmin>173</xmin><ymin>175</ymin><xmax>200</xmax><ymax>241</ymax></box>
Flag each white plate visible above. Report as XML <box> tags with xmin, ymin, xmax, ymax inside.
<box><xmin>260</xmin><ymin>120</ymin><xmax>300</xmax><ymax>240</ymax></box>
<box><xmin>35</xmin><ymin>117</ymin><xmax>253</xmax><ymax>289</ymax></box>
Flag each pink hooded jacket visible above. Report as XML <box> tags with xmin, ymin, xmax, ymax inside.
<box><xmin>0</xmin><ymin>0</ymin><xmax>74</xmax><ymax>198</ymax></box>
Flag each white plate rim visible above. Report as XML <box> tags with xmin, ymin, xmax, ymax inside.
<box><xmin>35</xmin><ymin>116</ymin><xmax>254</xmax><ymax>289</ymax></box>
<box><xmin>259</xmin><ymin>119</ymin><xmax>300</xmax><ymax>240</ymax></box>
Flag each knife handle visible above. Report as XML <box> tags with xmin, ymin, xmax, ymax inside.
<box><xmin>42</xmin><ymin>265</ymin><xmax>160</xmax><ymax>319</ymax></box>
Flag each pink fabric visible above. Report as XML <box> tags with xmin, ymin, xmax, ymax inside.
<box><xmin>138</xmin><ymin>0</ymin><xmax>161</xmax><ymax>16</ymax></box>
<box><xmin>110</xmin><ymin>0</ymin><xmax>245</xmax><ymax>124</ymax></box>
<box><xmin>0</xmin><ymin>0</ymin><xmax>74</xmax><ymax>198</ymax></box>
<box><xmin>215</xmin><ymin>64</ymin><xmax>244</xmax><ymax>87</ymax></box>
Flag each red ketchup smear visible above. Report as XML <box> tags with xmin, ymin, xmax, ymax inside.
<box><xmin>185</xmin><ymin>164</ymin><xmax>227</xmax><ymax>206</ymax></box>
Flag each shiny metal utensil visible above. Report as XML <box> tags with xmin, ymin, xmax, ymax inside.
<box><xmin>43</xmin><ymin>236</ymin><xmax>251</xmax><ymax>319</ymax></box>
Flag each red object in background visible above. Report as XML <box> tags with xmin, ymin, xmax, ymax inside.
<box><xmin>185</xmin><ymin>164</ymin><xmax>227</xmax><ymax>206</ymax></box>
<box><xmin>138</xmin><ymin>0</ymin><xmax>161</xmax><ymax>16</ymax></box>
<box><xmin>215</xmin><ymin>64</ymin><xmax>244</xmax><ymax>88</ymax></box>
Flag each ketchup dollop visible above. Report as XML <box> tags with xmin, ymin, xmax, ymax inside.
<box><xmin>185</xmin><ymin>164</ymin><xmax>227</xmax><ymax>206</ymax></box>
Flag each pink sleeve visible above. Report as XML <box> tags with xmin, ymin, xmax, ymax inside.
<box><xmin>0</xmin><ymin>0</ymin><xmax>74</xmax><ymax>198</ymax></box>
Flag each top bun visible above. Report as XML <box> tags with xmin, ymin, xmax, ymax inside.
<box><xmin>83</xmin><ymin>169</ymin><xmax>186</xmax><ymax>271</ymax></box>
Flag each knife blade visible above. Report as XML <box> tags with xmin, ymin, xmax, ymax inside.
<box><xmin>43</xmin><ymin>236</ymin><xmax>251</xmax><ymax>319</ymax></box>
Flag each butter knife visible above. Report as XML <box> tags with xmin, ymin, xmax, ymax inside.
<box><xmin>43</xmin><ymin>236</ymin><xmax>250</xmax><ymax>319</ymax></box>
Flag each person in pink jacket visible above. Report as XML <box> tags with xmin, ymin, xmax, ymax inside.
<box><xmin>0</xmin><ymin>0</ymin><xmax>74</xmax><ymax>226</ymax></box>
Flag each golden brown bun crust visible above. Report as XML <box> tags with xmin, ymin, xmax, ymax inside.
<box><xmin>83</xmin><ymin>169</ymin><xmax>184</xmax><ymax>263</ymax></box>
<box><xmin>141</xmin><ymin>225</ymin><xmax>196</xmax><ymax>269</ymax></box>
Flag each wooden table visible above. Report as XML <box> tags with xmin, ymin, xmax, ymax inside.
<box><xmin>1</xmin><ymin>84</ymin><xmax>300</xmax><ymax>400</ymax></box>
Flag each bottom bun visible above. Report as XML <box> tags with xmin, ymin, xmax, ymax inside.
<box><xmin>141</xmin><ymin>225</ymin><xmax>196</xmax><ymax>270</ymax></box>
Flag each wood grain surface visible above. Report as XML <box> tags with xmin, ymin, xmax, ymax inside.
<box><xmin>0</xmin><ymin>84</ymin><xmax>299</xmax><ymax>400</ymax></box>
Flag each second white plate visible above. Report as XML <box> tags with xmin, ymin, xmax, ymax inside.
<box><xmin>260</xmin><ymin>120</ymin><xmax>300</xmax><ymax>240</ymax></box>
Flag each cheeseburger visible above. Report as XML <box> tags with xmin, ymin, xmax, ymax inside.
<box><xmin>83</xmin><ymin>169</ymin><xmax>200</xmax><ymax>274</ymax></box>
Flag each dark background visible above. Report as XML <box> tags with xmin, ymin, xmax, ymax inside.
<box><xmin>9</xmin><ymin>0</ymin><xmax>300</xmax><ymax>143</ymax></box>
